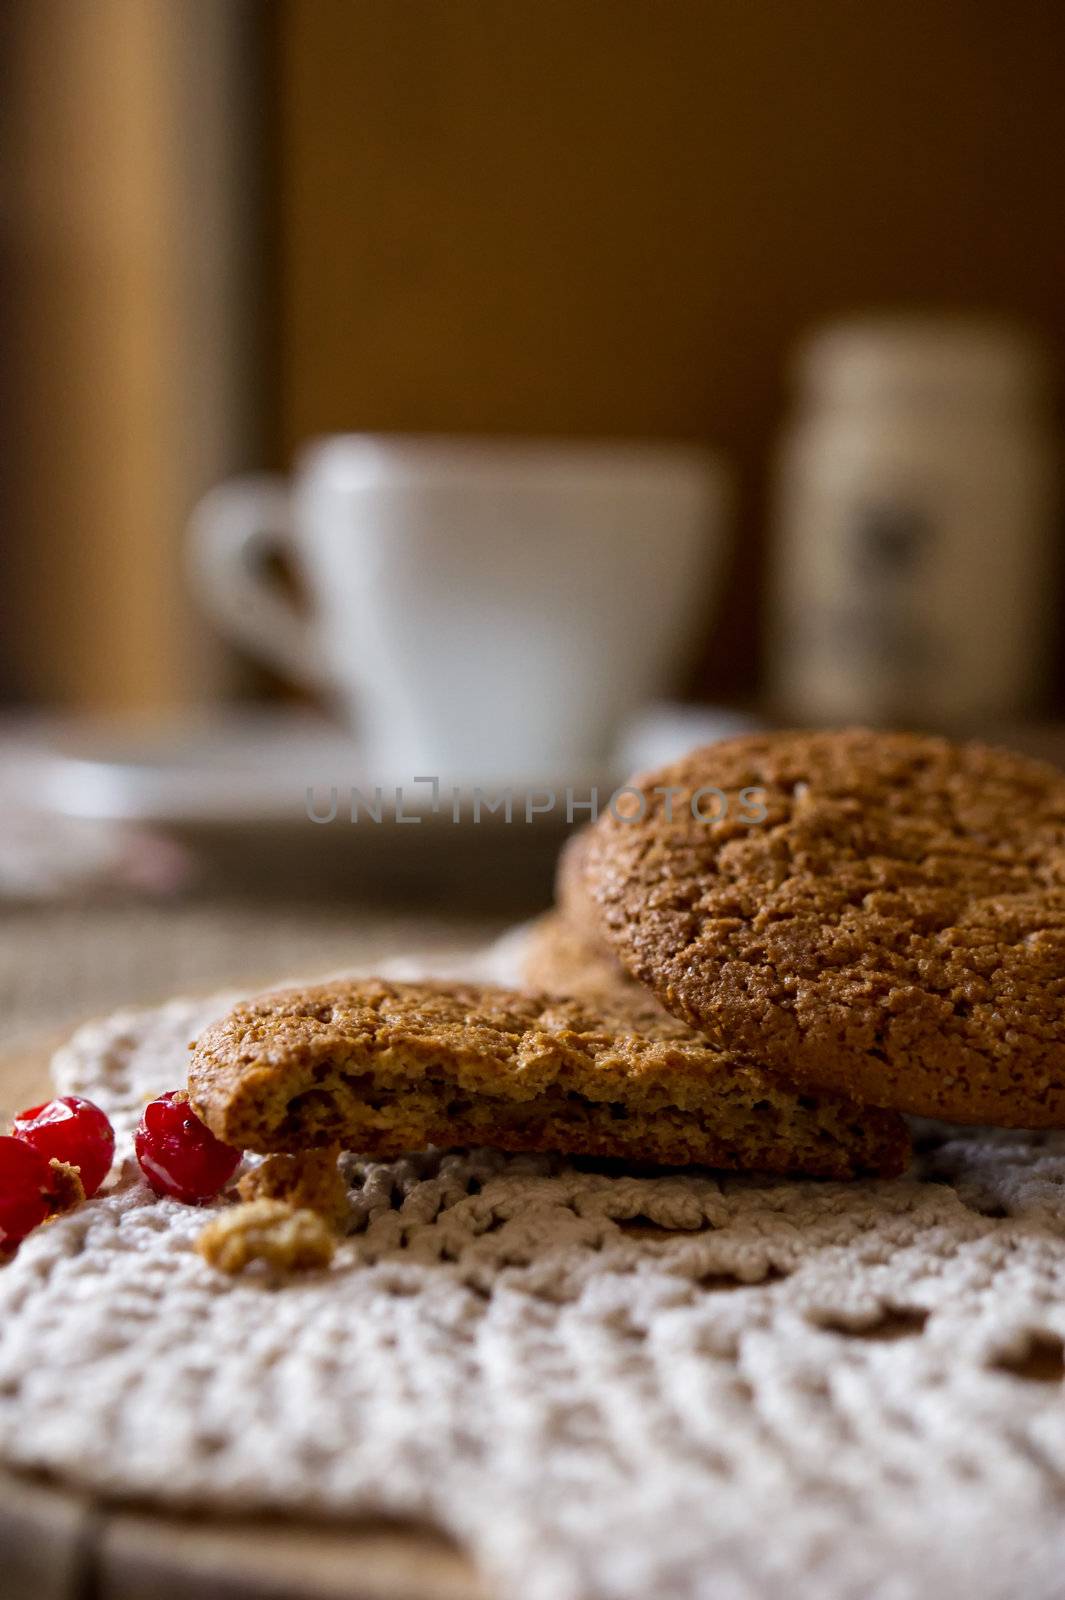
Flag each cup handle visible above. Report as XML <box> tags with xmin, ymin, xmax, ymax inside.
<box><xmin>187</xmin><ymin>475</ymin><xmax>327</xmax><ymax>688</ymax></box>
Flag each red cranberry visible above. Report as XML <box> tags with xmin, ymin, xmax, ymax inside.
<box><xmin>12</xmin><ymin>1095</ymin><xmax>115</xmax><ymax>1198</ymax></box>
<box><xmin>133</xmin><ymin>1091</ymin><xmax>240</xmax><ymax>1203</ymax></box>
<box><xmin>0</xmin><ymin>1136</ymin><xmax>54</xmax><ymax>1246</ymax></box>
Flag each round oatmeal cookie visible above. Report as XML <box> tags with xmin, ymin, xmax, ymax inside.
<box><xmin>556</xmin><ymin>828</ymin><xmax>603</xmax><ymax>934</ymax></box>
<box><xmin>522</xmin><ymin>910</ymin><xmax>645</xmax><ymax>1008</ymax></box>
<box><xmin>579</xmin><ymin>728</ymin><xmax>1065</xmax><ymax>1125</ymax></box>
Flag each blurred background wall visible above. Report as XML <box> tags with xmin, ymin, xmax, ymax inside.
<box><xmin>4</xmin><ymin>0</ymin><xmax>1065</xmax><ymax>710</ymax></box>
<box><xmin>1</xmin><ymin>0</ymin><xmax>266</xmax><ymax>709</ymax></box>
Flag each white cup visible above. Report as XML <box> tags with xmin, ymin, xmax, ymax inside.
<box><xmin>188</xmin><ymin>436</ymin><xmax>730</xmax><ymax>783</ymax></box>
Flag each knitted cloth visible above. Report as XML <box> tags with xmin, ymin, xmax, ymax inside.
<box><xmin>2</xmin><ymin>932</ymin><xmax>1065</xmax><ymax>1600</ymax></box>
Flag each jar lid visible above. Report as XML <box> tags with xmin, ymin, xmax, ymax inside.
<box><xmin>796</xmin><ymin>315</ymin><xmax>1052</xmax><ymax>409</ymax></box>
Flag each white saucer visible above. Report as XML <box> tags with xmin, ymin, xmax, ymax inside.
<box><xmin>4</xmin><ymin>712</ymin><xmax>614</xmax><ymax>830</ymax></box>
<box><xmin>4</xmin><ymin>711</ymin><xmax>364</xmax><ymax>826</ymax></box>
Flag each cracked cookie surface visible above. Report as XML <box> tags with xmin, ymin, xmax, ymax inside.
<box><xmin>187</xmin><ymin>976</ymin><xmax>908</xmax><ymax>1179</ymax></box>
<box><xmin>579</xmin><ymin>728</ymin><xmax>1065</xmax><ymax>1125</ymax></box>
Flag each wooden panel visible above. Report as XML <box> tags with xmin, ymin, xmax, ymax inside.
<box><xmin>276</xmin><ymin>0</ymin><xmax>1065</xmax><ymax>693</ymax></box>
<box><xmin>0</xmin><ymin>0</ymin><xmax>263</xmax><ymax>709</ymax></box>
<box><xmin>97</xmin><ymin>1510</ymin><xmax>484</xmax><ymax>1600</ymax></box>
<box><xmin>0</xmin><ymin>1471</ymin><xmax>93</xmax><ymax>1600</ymax></box>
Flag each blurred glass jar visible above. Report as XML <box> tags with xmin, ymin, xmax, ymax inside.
<box><xmin>767</xmin><ymin>317</ymin><xmax>1060</xmax><ymax>727</ymax></box>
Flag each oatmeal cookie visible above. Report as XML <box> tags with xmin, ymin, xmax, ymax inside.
<box><xmin>188</xmin><ymin>976</ymin><xmax>908</xmax><ymax>1179</ymax></box>
<box><xmin>578</xmin><ymin>728</ymin><xmax>1065</xmax><ymax>1125</ymax></box>
<box><xmin>522</xmin><ymin>910</ymin><xmax>641</xmax><ymax>1007</ymax></box>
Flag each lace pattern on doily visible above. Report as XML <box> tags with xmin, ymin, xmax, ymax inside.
<box><xmin>2</xmin><ymin>936</ymin><xmax>1065</xmax><ymax>1600</ymax></box>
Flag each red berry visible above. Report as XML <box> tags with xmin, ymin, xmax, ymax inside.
<box><xmin>133</xmin><ymin>1091</ymin><xmax>240</xmax><ymax>1203</ymax></box>
<box><xmin>12</xmin><ymin>1095</ymin><xmax>115</xmax><ymax>1198</ymax></box>
<box><xmin>0</xmin><ymin>1136</ymin><xmax>53</xmax><ymax>1246</ymax></box>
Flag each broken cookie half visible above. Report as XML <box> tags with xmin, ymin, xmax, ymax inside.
<box><xmin>187</xmin><ymin>977</ymin><xmax>908</xmax><ymax>1179</ymax></box>
<box><xmin>187</xmin><ymin>977</ymin><xmax>909</xmax><ymax>1180</ymax></box>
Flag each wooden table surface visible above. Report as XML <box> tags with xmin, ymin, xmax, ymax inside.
<box><xmin>0</xmin><ymin>1037</ymin><xmax>488</xmax><ymax>1600</ymax></box>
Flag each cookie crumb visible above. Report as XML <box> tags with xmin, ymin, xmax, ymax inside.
<box><xmin>47</xmin><ymin>1159</ymin><xmax>86</xmax><ymax>1215</ymax></box>
<box><xmin>196</xmin><ymin>1199</ymin><xmax>336</xmax><ymax>1275</ymax></box>
<box><xmin>237</xmin><ymin>1144</ymin><xmax>349</xmax><ymax>1229</ymax></box>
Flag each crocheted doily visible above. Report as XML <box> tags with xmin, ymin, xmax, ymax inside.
<box><xmin>2</xmin><ymin>931</ymin><xmax>1065</xmax><ymax>1600</ymax></box>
